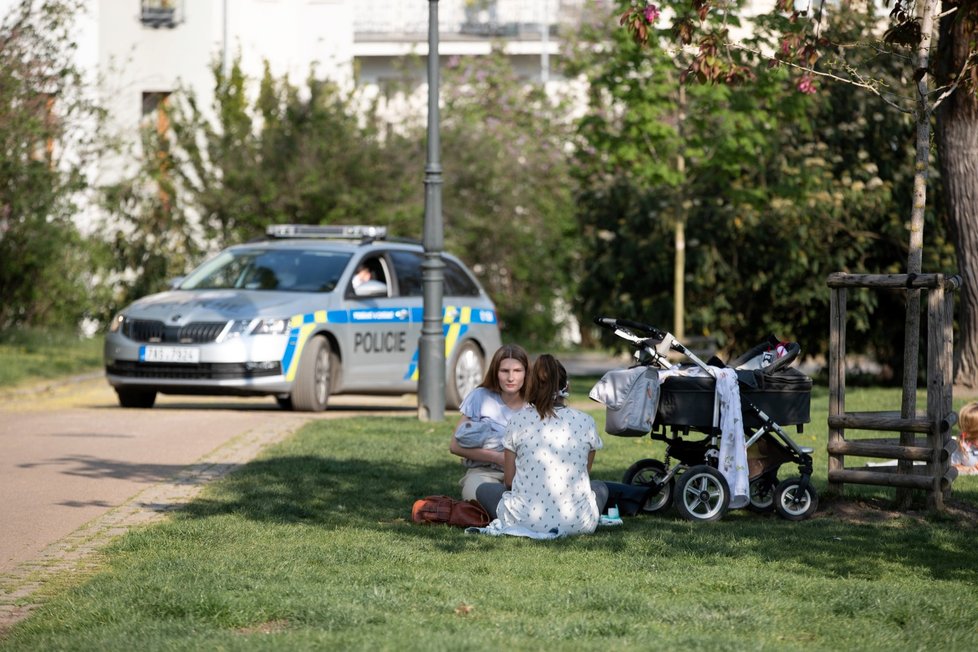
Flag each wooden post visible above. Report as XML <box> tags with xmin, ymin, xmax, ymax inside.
<box><xmin>941</xmin><ymin>281</ymin><xmax>956</xmax><ymax>502</ymax></box>
<box><xmin>827</xmin><ymin>286</ymin><xmax>846</xmax><ymax>496</ymax></box>
<box><xmin>926</xmin><ymin>281</ymin><xmax>946</xmax><ymax>510</ymax></box>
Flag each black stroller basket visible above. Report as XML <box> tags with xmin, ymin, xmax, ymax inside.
<box><xmin>590</xmin><ymin>317</ymin><xmax>818</xmax><ymax>523</ymax></box>
<box><xmin>656</xmin><ymin>365</ymin><xmax>811</xmax><ymax>430</ymax></box>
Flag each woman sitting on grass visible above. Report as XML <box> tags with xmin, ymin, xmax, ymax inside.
<box><xmin>478</xmin><ymin>354</ymin><xmax>608</xmax><ymax>537</ymax></box>
<box><xmin>448</xmin><ymin>344</ymin><xmax>529</xmax><ymax>503</ymax></box>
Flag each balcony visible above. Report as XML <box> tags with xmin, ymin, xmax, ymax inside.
<box><xmin>353</xmin><ymin>0</ymin><xmax>576</xmax><ymax>39</ymax></box>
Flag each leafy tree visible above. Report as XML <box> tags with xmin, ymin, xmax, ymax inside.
<box><xmin>172</xmin><ymin>60</ymin><xmax>420</xmax><ymax>243</ymax></box>
<box><xmin>935</xmin><ymin>1</ymin><xmax>978</xmax><ymax>388</ymax></box>
<box><xmin>0</xmin><ymin>0</ymin><xmax>106</xmax><ymax>330</ymax></box>
<box><xmin>568</xmin><ymin>1</ymin><xmax>944</xmax><ymax>368</ymax></box>
<box><xmin>619</xmin><ymin>0</ymin><xmax>978</xmax><ymax>386</ymax></box>
<box><xmin>101</xmin><ymin>97</ymin><xmax>198</xmax><ymax>308</ymax></box>
<box><xmin>103</xmin><ymin>57</ymin><xmax>420</xmax><ymax>303</ymax></box>
<box><xmin>438</xmin><ymin>50</ymin><xmax>579</xmax><ymax>347</ymax></box>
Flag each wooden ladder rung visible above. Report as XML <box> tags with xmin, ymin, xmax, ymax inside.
<box><xmin>829</xmin><ymin>437</ymin><xmax>958</xmax><ymax>463</ymax></box>
<box><xmin>831</xmin><ymin>466</ymin><xmax>956</xmax><ymax>490</ymax></box>
<box><xmin>827</xmin><ymin>438</ymin><xmax>932</xmax><ymax>461</ymax></box>
<box><xmin>828</xmin><ymin>411</ymin><xmax>931</xmax><ymax>433</ymax></box>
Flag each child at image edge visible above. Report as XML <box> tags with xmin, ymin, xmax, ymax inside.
<box><xmin>952</xmin><ymin>402</ymin><xmax>978</xmax><ymax>475</ymax></box>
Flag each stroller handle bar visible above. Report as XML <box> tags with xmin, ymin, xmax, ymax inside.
<box><xmin>594</xmin><ymin>316</ymin><xmax>666</xmax><ymax>340</ymax></box>
<box><xmin>594</xmin><ymin>315</ymin><xmax>711</xmax><ymax>371</ymax></box>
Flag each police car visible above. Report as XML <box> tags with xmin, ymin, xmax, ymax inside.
<box><xmin>104</xmin><ymin>225</ymin><xmax>502</xmax><ymax>411</ymax></box>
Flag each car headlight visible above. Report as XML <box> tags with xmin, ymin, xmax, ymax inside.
<box><xmin>223</xmin><ymin>318</ymin><xmax>290</xmax><ymax>340</ymax></box>
<box><xmin>250</xmin><ymin>318</ymin><xmax>289</xmax><ymax>335</ymax></box>
<box><xmin>108</xmin><ymin>314</ymin><xmax>126</xmax><ymax>333</ymax></box>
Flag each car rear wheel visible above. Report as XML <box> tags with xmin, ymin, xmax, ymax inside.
<box><xmin>291</xmin><ymin>336</ymin><xmax>333</xmax><ymax>412</ymax></box>
<box><xmin>116</xmin><ymin>387</ymin><xmax>157</xmax><ymax>408</ymax></box>
<box><xmin>446</xmin><ymin>341</ymin><xmax>484</xmax><ymax>410</ymax></box>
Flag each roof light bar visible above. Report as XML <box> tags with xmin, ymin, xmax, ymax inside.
<box><xmin>266</xmin><ymin>224</ymin><xmax>388</xmax><ymax>240</ymax></box>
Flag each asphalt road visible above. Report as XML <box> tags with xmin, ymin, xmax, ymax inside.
<box><xmin>0</xmin><ymin>375</ymin><xmax>417</xmax><ymax>577</ymax></box>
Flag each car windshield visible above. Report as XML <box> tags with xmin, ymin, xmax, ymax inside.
<box><xmin>179</xmin><ymin>248</ymin><xmax>354</xmax><ymax>293</ymax></box>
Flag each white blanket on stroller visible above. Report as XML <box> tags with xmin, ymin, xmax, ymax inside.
<box><xmin>708</xmin><ymin>367</ymin><xmax>749</xmax><ymax>508</ymax></box>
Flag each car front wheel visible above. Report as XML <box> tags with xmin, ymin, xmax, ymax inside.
<box><xmin>446</xmin><ymin>341</ymin><xmax>484</xmax><ymax>410</ymax></box>
<box><xmin>291</xmin><ymin>336</ymin><xmax>333</xmax><ymax>412</ymax></box>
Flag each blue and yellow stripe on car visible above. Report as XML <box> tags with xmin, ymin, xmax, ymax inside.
<box><xmin>403</xmin><ymin>304</ymin><xmax>495</xmax><ymax>381</ymax></box>
<box><xmin>281</xmin><ymin>310</ymin><xmax>333</xmax><ymax>381</ymax></box>
<box><xmin>281</xmin><ymin>304</ymin><xmax>496</xmax><ymax>383</ymax></box>
<box><xmin>444</xmin><ymin>305</ymin><xmax>471</xmax><ymax>362</ymax></box>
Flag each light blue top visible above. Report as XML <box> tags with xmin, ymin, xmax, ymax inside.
<box><xmin>459</xmin><ymin>387</ymin><xmax>520</xmax><ymax>436</ymax></box>
<box><xmin>454</xmin><ymin>387</ymin><xmax>522</xmax><ymax>463</ymax></box>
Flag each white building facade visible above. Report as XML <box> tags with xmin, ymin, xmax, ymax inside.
<box><xmin>89</xmin><ymin>0</ymin><xmax>354</xmax><ymax>181</ymax></box>
<box><xmin>86</xmin><ymin>0</ymin><xmax>577</xmax><ymax>165</ymax></box>
<box><xmin>1</xmin><ymin>0</ymin><xmax>584</xmax><ymax>202</ymax></box>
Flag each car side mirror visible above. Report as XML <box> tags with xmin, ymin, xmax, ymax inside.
<box><xmin>353</xmin><ymin>279</ymin><xmax>388</xmax><ymax>298</ymax></box>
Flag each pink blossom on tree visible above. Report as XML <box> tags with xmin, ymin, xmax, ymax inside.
<box><xmin>796</xmin><ymin>75</ymin><xmax>816</xmax><ymax>95</ymax></box>
<box><xmin>644</xmin><ymin>3</ymin><xmax>660</xmax><ymax>24</ymax></box>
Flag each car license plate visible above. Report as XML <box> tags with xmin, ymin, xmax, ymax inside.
<box><xmin>140</xmin><ymin>346</ymin><xmax>200</xmax><ymax>364</ymax></box>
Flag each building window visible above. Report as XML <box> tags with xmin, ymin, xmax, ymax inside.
<box><xmin>140</xmin><ymin>0</ymin><xmax>183</xmax><ymax>29</ymax></box>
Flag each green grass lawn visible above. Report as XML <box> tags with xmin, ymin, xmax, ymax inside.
<box><xmin>3</xmin><ymin>389</ymin><xmax>978</xmax><ymax>651</ymax></box>
<box><xmin>0</xmin><ymin>329</ymin><xmax>103</xmax><ymax>389</ymax></box>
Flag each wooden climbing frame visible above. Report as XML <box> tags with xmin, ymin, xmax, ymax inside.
<box><xmin>826</xmin><ymin>272</ymin><xmax>960</xmax><ymax>510</ymax></box>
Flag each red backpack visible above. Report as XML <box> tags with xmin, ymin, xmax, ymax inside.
<box><xmin>411</xmin><ymin>495</ymin><xmax>490</xmax><ymax>528</ymax></box>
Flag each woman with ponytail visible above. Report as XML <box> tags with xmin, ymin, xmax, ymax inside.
<box><xmin>476</xmin><ymin>354</ymin><xmax>608</xmax><ymax>536</ymax></box>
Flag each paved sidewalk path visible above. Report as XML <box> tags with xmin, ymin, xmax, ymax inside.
<box><xmin>0</xmin><ymin>411</ymin><xmax>306</xmax><ymax>634</ymax></box>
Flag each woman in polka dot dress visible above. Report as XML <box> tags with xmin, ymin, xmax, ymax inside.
<box><xmin>483</xmin><ymin>354</ymin><xmax>607</xmax><ymax>536</ymax></box>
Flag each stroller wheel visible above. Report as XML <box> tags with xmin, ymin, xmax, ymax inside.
<box><xmin>674</xmin><ymin>465</ymin><xmax>730</xmax><ymax>522</ymax></box>
<box><xmin>773</xmin><ymin>478</ymin><xmax>819</xmax><ymax>521</ymax></box>
<box><xmin>622</xmin><ymin>459</ymin><xmax>673</xmax><ymax>514</ymax></box>
<box><xmin>747</xmin><ymin>474</ymin><xmax>778</xmax><ymax>513</ymax></box>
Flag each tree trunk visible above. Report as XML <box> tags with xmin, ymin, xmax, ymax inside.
<box><xmin>896</xmin><ymin>0</ymin><xmax>937</xmax><ymax>508</ymax></box>
<box><xmin>674</xmin><ymin>83</ymin><xmax>686</xmax><ymax>341</ymax></box>
<box><xmin>936</xmin><ymin>1</ymin><xmax>978</xmax><ymax>389</ymax></box>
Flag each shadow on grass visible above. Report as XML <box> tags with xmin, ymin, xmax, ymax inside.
<box><xmin>172</xmin><ymin>452</ymin><xmax>978</xmax><ymax>578</ymax></box>
<box><xmin>174</xmin><ymin>454</ymin><xmax>635</xmax><ymax>555</ymax></box>
<box><xmin>177</xmin><ymin>454</ymin><xmax>455</xmax><ymax>523</ymax></box>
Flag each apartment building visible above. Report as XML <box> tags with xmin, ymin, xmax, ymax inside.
<box><xmin>54</xmin><ymin>1</ymin><xmax>577</xmax><ymax>164</ymax></box>
<box><xmin>0</xmin><ymin>0</ymin><xmax>584</xmax><ymax>197</ymax></box>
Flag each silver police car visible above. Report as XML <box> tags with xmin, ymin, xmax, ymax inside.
<box><xmin>104</xmin><ymin>225</ymin><xmax>502</xmax><ymax>411</ymax></box>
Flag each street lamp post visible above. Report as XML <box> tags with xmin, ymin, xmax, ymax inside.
<box><xmin>419</xmin><ymin>0</ymin><xmax>445</xmax><ymax>422</ymax></box>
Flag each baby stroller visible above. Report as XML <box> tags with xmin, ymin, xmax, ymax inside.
<box><xmin>589</xmin><ymin>317</ymin><xmax>817</xmax><ymax>523</ymax></box>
